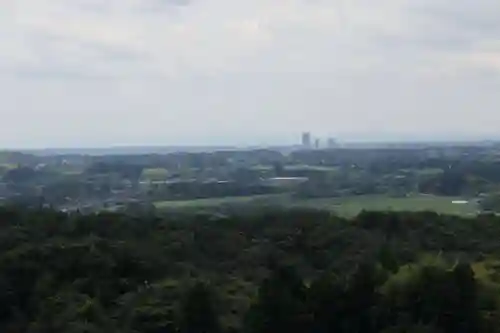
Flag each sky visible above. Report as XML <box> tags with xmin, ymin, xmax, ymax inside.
<box><xmin>1</xmin><ymin>0</ymin><xmax>500</xmax><ymax>148</ymax></box>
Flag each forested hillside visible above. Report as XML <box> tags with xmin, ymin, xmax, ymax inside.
<box><xmin>1</xmin><ymin>207</ymin><xmax>500</xmax><ymax>332</ymax></box>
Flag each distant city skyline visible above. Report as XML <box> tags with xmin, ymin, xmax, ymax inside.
<box><xmin>4</xmin><ymin>131</ymin><xmax>500</xmax><ymax>152</ymax></box>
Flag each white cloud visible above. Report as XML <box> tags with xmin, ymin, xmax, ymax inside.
<box><xmin>4</xmin><ymin>0</ymin><xmax>500</xmax><ymax>76</ymax></box>
<box><xmin>1</xmin><ymin>0</ymin><xmax>500</xmax><ymax>147</ymax></box>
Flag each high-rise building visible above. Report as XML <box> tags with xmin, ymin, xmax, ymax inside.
<box><xmin>327</xmin><ymin>138</ymin><xmax>337</xmax><ymax>149</ymax></box>
<box><xmin>301</xmin><ymin>132</ymin><xmax>312</xmax><ymax>148</ymax></box>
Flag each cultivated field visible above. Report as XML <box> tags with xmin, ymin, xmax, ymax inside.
<box><xmin>0</xmin><ymin>163</ymin><xmax>17</xmax><ymax>170</ymax></box>
<box><xmin>154</xmin><ymin>193</ymin><xmax>479</xmax><ymax>217</ymax></box>
<box><xmin>293</xmin><ymin>194</ymin><xmax>479</xmax><ymax>217</ymax></box>
<box><xmin>154</xmin><ymin>194</ymin><xmax>287</xmax><ymax>209</ymax></box>
<box><xmin>250</xmin><ymin>165</ymin><xmax>339</xmax><ymax>172</ymax></box>
<box><xmin>142</xmin><ymin>168</ymin><xmax>169</xmax><ymax>180</ymax></box>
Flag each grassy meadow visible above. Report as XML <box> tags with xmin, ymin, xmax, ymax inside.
<box><xmin>154</xmin><ymin>193</ymin><xmax>479</xmax><ymax>217</ymax></box>
<box><xmin>142</xmin><ymin>168</ymin><xmax>169</xmax><ymax>180</ymax></box>
<box><xmin>154</xmin><ymin>194</ymin><xmax>287</xmax><ymax>209</ymax></box>
<box><xmin>295</xmin><ymin>194</ymin><xmax>479</xmax><ymax>217</ymax></box>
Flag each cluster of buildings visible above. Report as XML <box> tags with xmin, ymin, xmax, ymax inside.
<box><xmin>301</xmin><ymin>132</ymin><xmax>338</xmax><ymax>150</ymax></box>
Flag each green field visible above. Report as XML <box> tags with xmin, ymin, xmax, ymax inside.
<box><xmin>284</xmin><ymin>165</ymin><xmax>339</xmax><ymax>172</ymax></box>
<box><xmin>250</xmin><ymin>165</ymin><xmax>339</xmax><ymax>172</ymax></box>
<box><xmin>154</xmin><ymin>194</ymin><xmax>286</xmax><ymax>209</ymax></box>
<box><xmin>155</xmin><ymin>193</ymin><xmax>479</xmax><ymax>217</ymax></box>
<box><xmin>292</xmin><ymin>194</ymin><xmax>479</xmax><ymax>217</ymax></box>
<box><xmin>399</xmin><ymin>168</ymin><xmax>443</xmax><ymax>176</ymax></box>
<box><xmin>415</xmin><ymin>168</ymin><xmax>444</xmax><ymax>175</ymax></box>
<box><xmin>0</xmin><ymin>163</ymin><xmax>16</xmax><ymax>170</ymax></box>
<box><xmin>142</xmin><ymin>168</ymin><xmax>169</xmax><ymax>180</ymax></box>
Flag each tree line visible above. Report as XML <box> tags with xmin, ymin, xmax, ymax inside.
<box><xmin>1</xmin><ymin>207</ymin><xmax>500</xmax><ymax>331</ymax></box>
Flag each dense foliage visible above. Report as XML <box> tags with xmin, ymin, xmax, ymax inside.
<box><xmin>1</xmin><ymin>207</ymin><xmax>500</xmax><ymax>332</ymax></box>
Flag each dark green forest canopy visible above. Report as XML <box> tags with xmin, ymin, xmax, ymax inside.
<box><xmin>2</xmin><ymin>207</ymin><xmax>500</xmax><ymax>332</ymax></box>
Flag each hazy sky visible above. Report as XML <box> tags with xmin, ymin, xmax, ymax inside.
<box><xmin>2</xmin><ymin>0</ymin><xmax>500</xmax><ymax>148</ymax></box>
